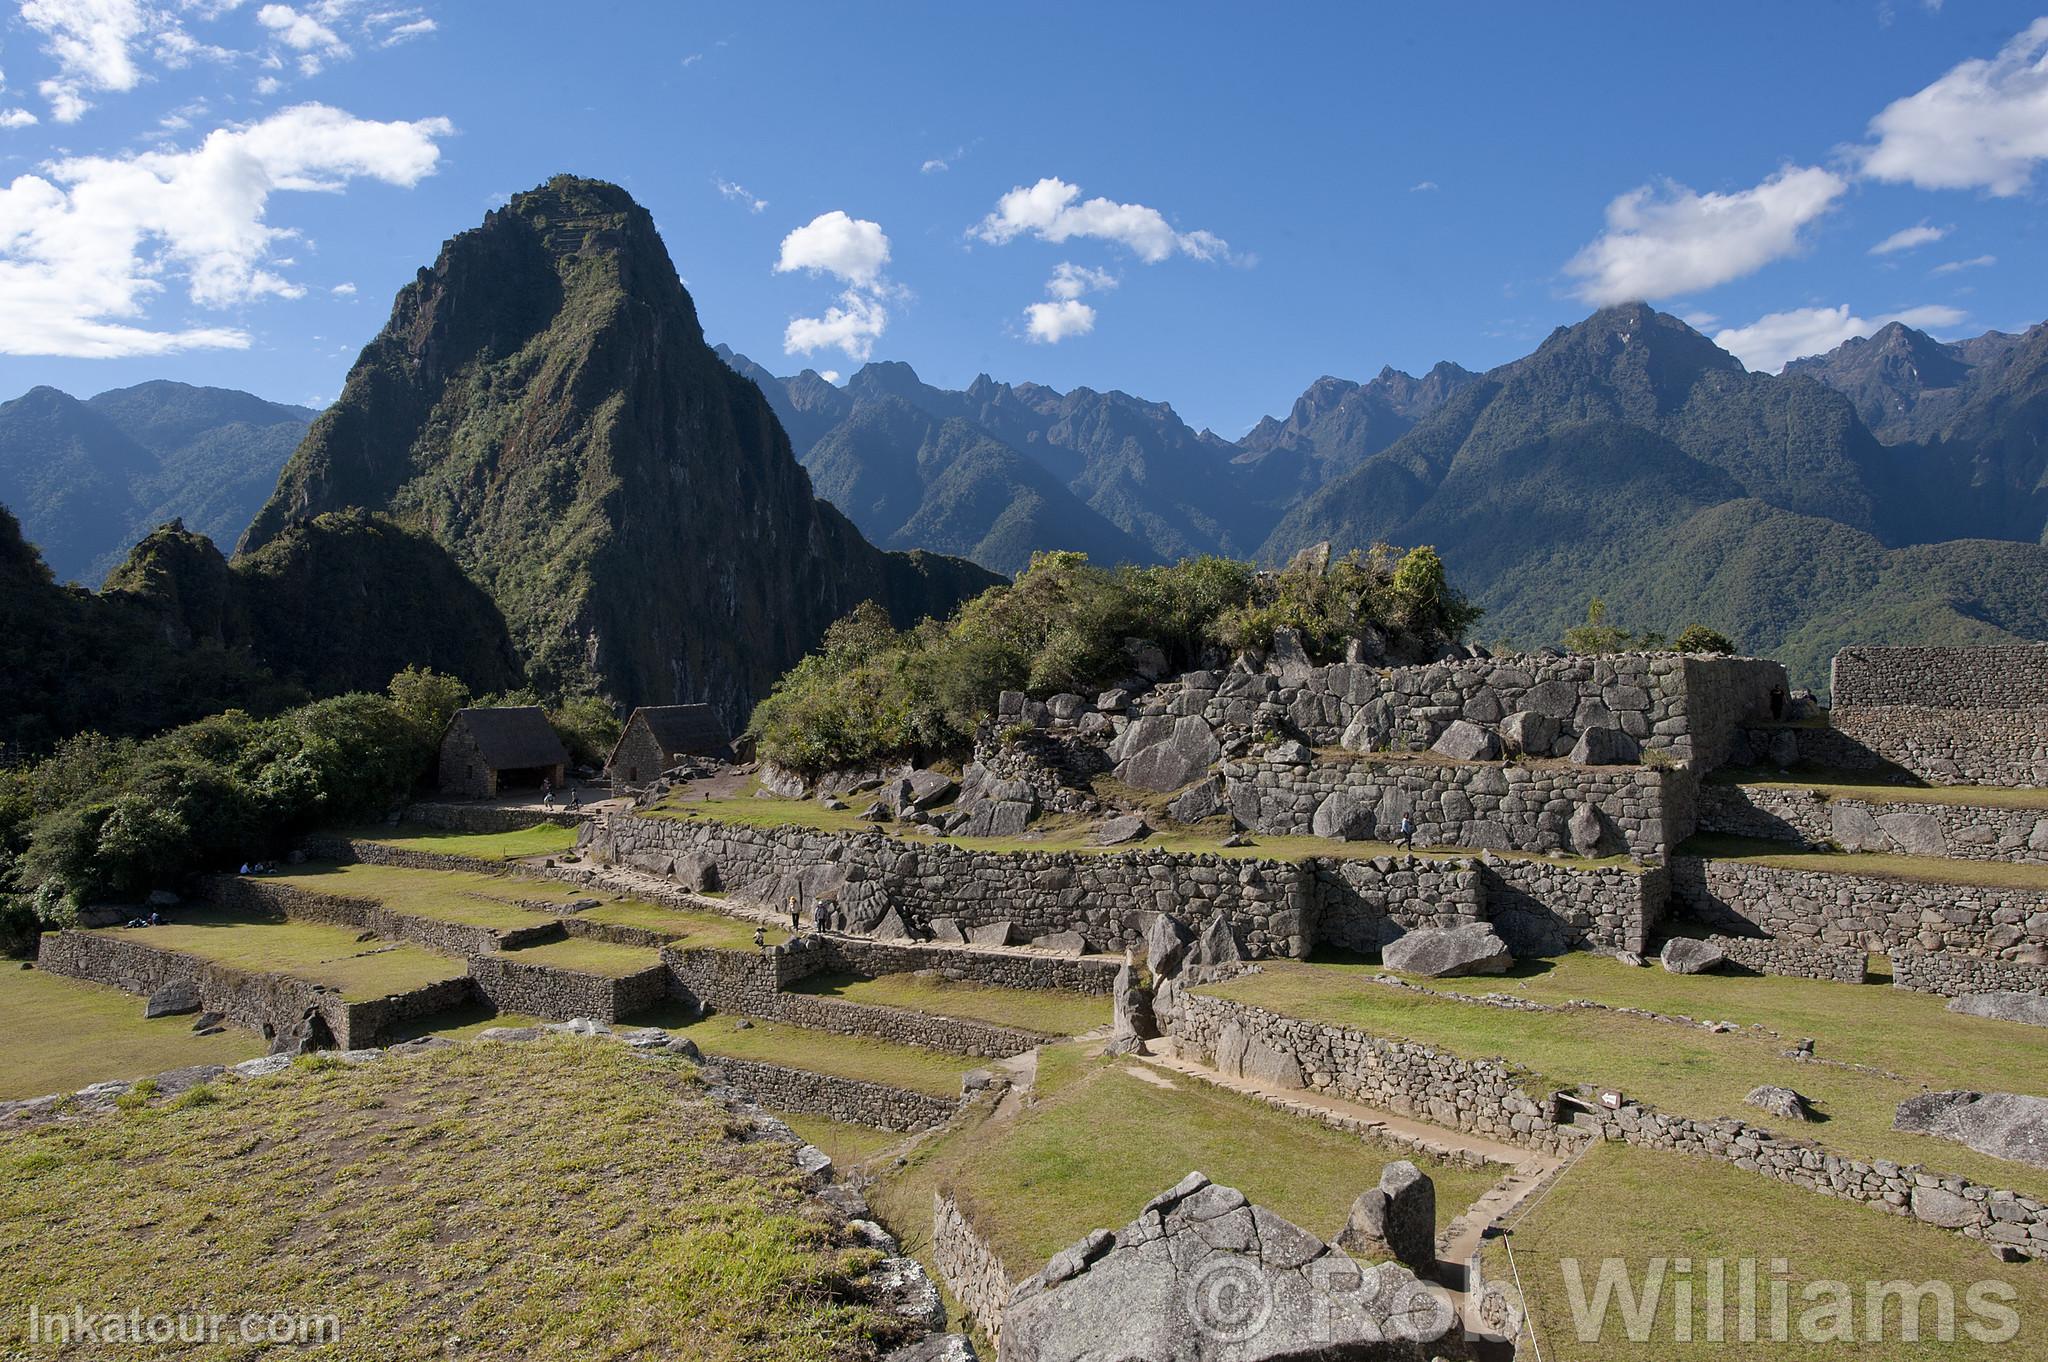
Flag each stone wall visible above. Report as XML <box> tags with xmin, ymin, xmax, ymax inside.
<box><xmin>702</xmin><ymin>1056</ymin><xmax>956</xmax><ymax>1131</ymax></box>
<box><xmin>33</xmin><ymin>930</ymin><xmax>473</xmax><ymax>1049</ymax></box>
<box><xmin>1481</xmin><ymin>858</ymin><xmax>1666</xmax><ymax>956</ymax></box>
<box><xmin>1158</xmin><ymin>652</ymin><xmax>1782</xmax><ymax>770</ymax></box>
<box><xmin>596</xmin><ymin>812</ymin><xmax>1313</xmax><ymax>959</ymax></box>
<box><xmin>207</xmin><ymin>875</ymin><xmax>560</xmax><ymax>960</ymax></box>
<box><xmin>402</xmin><ymin>802</ymin><xmax>586</xmax><ymax>834</ymax></box>
<box><xmin>1156</xmin><ymin>983</ymin><xmax>1575</xmax><ymax>1153</ymax></box>
<box><xmin>1671</xmin><ymin>855</ymin><xmax>2048</xmax><ymax>963</ymax></box>
<box><xmin>1308</xmin><ymin>856</ymin><xmax>1485</xmax><ymax>953</ymax></box>
<box><xmin>1224</xmin><ymin>751</ymin><xmax>1681</xmax><ymax>858</ymax></box>
<box><xmin>932</xmin><ymin>1190</ymin><xmax>1013</xmax><ymax>1348</ymax></box>
<box><xmin>1832</xmin><ymin>645</ymin><xmax>2048</xmax><ymax>709</ymax></box>
<box><xmin>814</xmin><ymin>935</ymin><xmax>1121</xmax><ymax>995</ymax></box>
<box><xmin>1696</xmin><ymin>784</ymin><xmax>2048</xmax><ymax>864</ymax></box>
<box><xmin>1692</xmin><ymin>932</ymin><xmax>1869</xmax><ymax>983</ymax></box>
<box><xmin>1827</xmin><ymin>707</ymin><xmax>2048</xmax><ymax>789</ymax></box>
<box><xmin>1889</xmin><ymin>950</ymin><xmax>2048</xmax><ymax>998</ymax></box>
<box><xmin>663</xmin><ymin>943</ymin><xmax>1049</xmax><ymax>1058</ymax></box>
<box><xmin>466</xmin><ymin>953</ymin><xmax>671</xmax><ymax>1023</ymax></box>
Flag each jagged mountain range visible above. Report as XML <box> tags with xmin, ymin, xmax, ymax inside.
<box><xmin>0</xmin><ymin>382</ymin><xmax>315</xmax><ymax>586</ymax></box>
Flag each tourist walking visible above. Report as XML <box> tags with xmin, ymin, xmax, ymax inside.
<box><xmin>787</xmin><ymin>894</ymin><xmax>801</xmax><ymax>931</ymax></box>
<box><xmin>1395</xmin><ymin>814</ymin><xmax>1415</xmax><ymax>849</ymax></box>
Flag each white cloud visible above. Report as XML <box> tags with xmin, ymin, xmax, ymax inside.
<box><xmin>21</xmin><ymin>0</ymin><xmax>152</xmax><ymax>121</ymax></box>
<box><xmin>1681</xmin><ymin>311</ymin><xmax>1718</xmax><ymax>328</ymax></box>
<box><xmin>681</xmin><ymin>52</ymin><xmax>702</xmax><ymax>67</ymax></box>
<box><xmin>0</xmin><ymin>107</ymin><xmax>38</xmax><ymax>129</ymax></box>
<box><xmin>1024</xmin><ymin>298</ymin><xmax>1094</xmax><ymax>344</ymax></box>
<box><xmin>1931</xmin><ymin>253</ymin><xmax>1995</xmax><ymax>274</ymax></box>
<box><xmin>1046</xmin><ymin>261</ymin><xmax>1115</xmax><ymax>301</ymax></box>
<box><xmin>373</xmin><ymin>16</ymin><xmax>434</xmax><ymax>46</ymax></box>
<box><xmin>817</xmin><ymin>369</ymin><xmax>838</xmax><ymax>383</ymax></box>
<box><xmin>972</xmin><ymin>176</ymin><xmax>1233</xmax><ymax>265</ymax></box>
<box><xmin>1564</xmin><ymin>165</ymin><xmax>1847</xmax><ymax>304</ymax></box>
<box><xmin>920</xmin><ymin>157</ymin><xmax>948</xmax><ymax>174</ymax></box>
<box><xmin>783</xmin><ymin>289</ymin><xmax>887</xmax><ymax>362</ymax></box>
<box><xmin>775</xmin><ymin>209</ymin><xmax>889</xmax><ymax>287</ymax></box>
<box><xmin>1869</xmin><ymin>223</ymin><xmax>1946</xmax><ymax>255</ymax></box>
<box><xmin>255</xmin><ymin>73</ymin><xmax>281</xmax><ymax>94</ymax></box>
<box><xmin>0</xmin><ymin>101</ymin><xmax>453</xmax><ymax>357</ymax></box>
<box><xmin>257</xmin><ymin>4</ymin><xmax>345</xmax><ymax>52</ymax></box>
<box><xmin>1861</xmin><ymin>18</ymin><xmax>2048</xmax><ymax>195</ymax></box>
<box><xmin>1712</xmin><ymin>303</ymin><xmax>1967</xmax><ymax>373</ymax></box>
<box><xmin>1410</xmin><ymin>180</ymin><xmax>1439</xmax><ymax>192</ymax></box>
<box><xmin>329</xmin><ymin>280</ymin><xmax>354</xmax><ymax>294</ymax></box>
<box><xmin>714</xmin><ymin>176</ymin><xmax>767</xmax><ymax>214</ymax></box>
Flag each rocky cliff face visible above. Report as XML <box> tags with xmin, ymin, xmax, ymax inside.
<box><xmin>242</xmin><ymin>176</ymin><xmax>996</xmax><ymax>724</ymax></box>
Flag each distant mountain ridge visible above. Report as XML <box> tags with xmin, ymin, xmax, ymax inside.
<box><xmin>0</xmin><ymin>382</ymin><xmax>314</xmax><ymax>585</ymax></box>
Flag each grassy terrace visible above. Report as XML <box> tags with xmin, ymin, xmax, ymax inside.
<box><xmin>1485</xmin><ymin>1142</ymin><xmax>2048</xmax><ymax>1360</ymax></box>
<box><xmin>649</xmin><ymin>791</ymin><xmax>1643</xmax><ymax>871</ymax></box>
<box><xmin>0</xmin><ymin>966</ymin><xmax>263</xmax><ymax>1100</ymax></box>
<box><xmin>266</xmin><ymin>861</ymin><xmax>778</xmax><ymax>951</ymax></box>
<box><xmin>0</xmin><ymin>1040</ymin><xmax>916</xmax><ymax>1360</ymax></box>
<box><xmin>501</xmin><ymin>936</ymin><xmax>663</xmax><ymax>977</ymax></box>
<box><xmin>347</xmin><ymin>820</ymin><xmax>582</xmax><ymax>860</ymax></box>
<box><xmin>1208</xmin><ymin>957</ymin><xmax>2048</xmax><ymax>1199</ymax></box>
<box><xmin>87</xmin><ymin>906</ymin><xmax>469</xmax><ymax>1001</ymax></box>
<box><xmin>870</xmin><ymin>1043</ymin><xmax>1500</xmax><ymax>1274</ymax></box>
<box><xmin>1683</xmin><ymin>834</ymin><xmax>2048</xmax><ymax>891</ymax></box>
<box><xmin>654</xmin><ymin>1010</ymin><xmax>980</xmax><ymax>1099</ymax></box>
<box><xmin>790</xmin><ymin>971</ymin><xmax>1112</xmax><ymax>1036</ymax></box>
<box><xmin>1713</xmin><ymin>767</ymin><xmax>2048</xmax><ymax>811</ymax></box>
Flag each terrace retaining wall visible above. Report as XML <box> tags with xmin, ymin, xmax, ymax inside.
<box><xmin>33</xmin><ymin>930</ymin><xmax>474</xmax><ymax>1049</ymax></box>
<box><xmin>702</xmin><ymin>1057</ymin><xmax>955</xmax><ymax>1132</ymax></box>
<box><xmin>401</xmin><ymin>802</ymin><xmax>588</xmax><ymax>834</ymax></box>
<box><xmin>1687</xmin><ymin>932</ymin><xmax>1870</xmax><ymax>983</ymax></box>
<box><xmin>1698</xmin><ymin>783</ymin><xmax>2048</xmax><ymax>863</ymax></box>
<box><xmin>1889</xmin><ymin>950</ymin><xmax>2048</xmax><ymax>998</ymax></box>
<box><xmin>465</xmin><ymin>952</ymin><xmax>670</xmax><ymax>1023</ymax></box>
<box><xmin>1670</xmin><ymin>856</ymin><xmax>2048</xmax><ymax>964</ymax></box>
<box><xmin>814</xmin><ymin>935</ymin><xmax>1122</xmax><ymax>995</ymax></box>
<box><xmin>206</xmin><ymin>875</ymin><xmax>561</xmax><ymax>959</ymax></box>
<box><xmin>932</xmin><ymin>1190</ymin><xmax>1013</xmax><ymax>1348</ymax></box>
<box><xmin>1480</xmin><ymin>858</ymin><xmax>1666</xmax><ymax>956</ymax></box>
<box><xmin>1832</xmin><ymin>645</ymin><xmax>2048</xmax><ymax>710</ymax></box>
<box><xmin>1224</xmin><ymin>753</ymin><xmax>1683</xmax><ymax>858</ymax></box>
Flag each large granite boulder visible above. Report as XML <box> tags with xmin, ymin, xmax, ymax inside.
<box><xmin>1185</xmin><ymin>914</ymin><xmax>1244</xmax><ymax>974</ymax></box>
<box><xmin>1895</xmin><ymin>1091</ymin><xmax>2048</xmax><ymax>1170</ymax></box>
<box><xmin>1107</xmin><ymin>958</ymin><xmax>1154</xmax><ymax>1056</ymax></box>
<box><xmin>144</xmin><ymin>981</ymin><xmax>201</xmax><ymax>1019</ymax></box>
<box><xmin>1339</xmin><ymin>697</ymin><xmax>1394</xmax><ymax>754</ymax></box>
<box><xmin>674</xmin><ymin>851</ymin><xmax>720</xmax><ymax>892</ymax></box>
<box><xmin>1145</xmin><ymin>913</ymin><xmax>1193</xmax><ymax>979</ymax></box>
<box><xmin>1745</xmin><ymin>1085</ymin><xmax>1815</xmax><ymax>1122</ymax></box>
<box><xmin>1570</xmin><ymin>727</ymin><xmax>1640</xmax><ymax>766</ymax></box>
<box><xmin>1116</xmin><ymin>715</ymin><xmax>1222</xmax><ymax>793</ymax></box>
<box><xmin>1167</xmin><ymin>779</ymin><xmax>1224</xmax><ymax>824</ymax></box>
<box><xmin>1874</xmin><ymin>810</ymin><xmax>1946</xmax><ymax>857</ymax></box>
<box><xmin>1948</xmin><ymin>992</ymin><xmax>2048</xmax><ymax>1028</ymax></box>
<box><xmin>1335</xmin><ymin>1161</ymin><xmax>1436</xmax><ymax>1272</ymax></box>
<box><xmin>1659</xmin><ymin>938</ymin><xmax>1727</xmax><ymax>975</ymax></box>
<box><xmin>954</xmin><ymin>799</ymin><xmax>1034</xmax><ymax>838</ymax></box>
<box><xmin>1566</xmin><ymin>803</ymin><xmax>1611</xmax><ymax>858</ymax></box>
<box><xmin>1311</xmin><ymin>791</ymin><xmax>1375</xmax><ymax>842</ymax></box>
<box><xmin>1829</xmin><ymin>801</ymin><xmax>1886</xmax><ymax>852</ymax></box>
<box><xmin>1498</xmin><ymin>710</ymin><xmax>1559</xmax><ymax>757</ymax></box>
<box><xmin>1381</xmin><ymin>923</ymin><xmax>1512</xmax><ymax>978</ymax></box>
<box><xmin>1214</xmin><ymin>1020</ymin><xmax>1305</xmax><ymax>1090</ymax></box>
<box><xmin>1429</xmin><ymin>719</ymin><xmax>1501</xmax><ymax>763</ymax></box>
<box><xmin>1002</xmin><ymin>1173</ymin><xmax>1455</xmax><ymax>1362</ymax></box>
<box><xmin>1094</xmin><ymin>814</ymin><xmax>1151</xmax><ymax>845</ymax></box>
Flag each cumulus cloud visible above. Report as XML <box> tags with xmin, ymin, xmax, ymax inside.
<box><xmin>972</xmin><ymin>176</ymin><xmax>1233</xmax><ymax>265</ymax></box>
<box><xmin>1869</xmin><ymin>223</ymin><xmax>1946</xmax><ymax>255</ymax></box>
<box><xmin>1045</xmin><ymin>261</ymin><xmax>1115</xmax><ymax>301</ymax></box>
<box><xmin>1861</xmin><ymin>18</ymin><xmax>2048</xmax><ymax>195</ymax></box>
<box><xmin>1930</xmin><ymin>253</ymin><xmax>1995</xmax><ymax>274</ymax></box>
<box><xmin>776</xmin><ymin>209</ymin><xmax>889</xmax><ymax>287</ymax></box>
<box><xmin>0</xmin><ymin>101</ymin><xmax>453</xmax><ymax>357</ymax></box>
<box><xmin>1565</xmin><ymin>165</ymin><xmax>1847</xmax><ymax>305</ymax></box>
<box><xmin>920</xmin><ymin>157</ymin><xmax>948</xmax><ymax>174</ymax></box>
<box><xmin>1410</xmin><ymin>180</ymin><xmax>1439</xmax><ymax>192</ymax></box>
<box><xmin>21</xmin><ymin>0</ymin><xmax>152</xmax><ymax>121</ymax></box>
<box><xmin>1712</xmin><ymin>303</ymin><xmax>1967</xmax><ymax>373</ymax></box>
<box><xmin>1024</xmin><ymin>298</ymin><xmax>1094</xmax><ymax>344</ymax></box>
<box><xmin>778</xmin><ymin>210</ymin><xmax>896</xmax><ymax>361</ymax></box>
<box><xmin>0</xmin><ymin>107</ymin><xmax>38</xmax><ymax>129</ymax></box>
<box><xmin>714</xmin><ymin>176</ymin><xmax>767</xmax><ymax>213</ymax></box>
<box><xmin>330</xmin><ymin>280</ymin><xmax>354</xmax><ymax>295</ymax></box>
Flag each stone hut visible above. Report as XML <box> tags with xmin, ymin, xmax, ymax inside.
<box><xmin>438</xmin><ymin>707</ymin><xmax>569</xmax><ymax>798</ymax></box>
<box><xmin>608</xmin><ymin>704</ymin><xmax>730</xmax><ymax>784</ymax></box>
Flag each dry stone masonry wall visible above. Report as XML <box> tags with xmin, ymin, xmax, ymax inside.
<box><xmin>701</xmin><ymin>1056</ymin><xmax>955</xmax><ymax>1131</ymax></box>
<box><xmin>1889</xmin><ymin>950</ymin><xmax>2048</xmax><ymax>998</ymax></box>
<box><xmin>932</xmin><ymin>1191</ymin><xmax>1013</xmax><ymax>1347</ymax></box>
<box><xmin>1824</xmin><ymin>646</ymin><xmax>2048</xmax><ymax>787</ymax></box>
<box><xmin>1697</xmin><ymin>785</ymin><xmax>2048</xmax><ymax>864</ymax></box>
<box><xmin>466</xmin><ymin>953</ymin><xmax>671</xmax><ymax>1023</ymax></box>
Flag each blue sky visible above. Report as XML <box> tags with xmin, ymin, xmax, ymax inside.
<box><xmin>1</xmin><ymin>2</ymin><xmax>2044</xmax><ymax>436</ymax></box>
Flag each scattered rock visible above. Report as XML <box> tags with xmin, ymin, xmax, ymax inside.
<box><xmin>882</xmin><ymin>1335</ymin><xmax>977</xmax><ymax>1362</ymax></box>
<box><xmin>1567</xmin><ymin>803</ymin><xmax>1609</xmax><ymax>858</ymax></box>
<box><xmin>189</xmin><ymin>1011</ymin><xmax>225</xmax><ymax>1032</ymax></box>
<box><xmin>1047</xmin><ymin>693</ymin><xmax>1089</xmax><ymax>723</ymax></box>
<box><xmin>1948</xmin><ymin>992</ymin><xmax>2048</xmax><ymax>1029</ymax></box>
<box><xmin>967</xmin><ymin>920</ymin><xmax>1015</xmax><ymax>948</ymax></box>
<box><xmin>673</xmin><ymin>851</ymin><xmax>720</xmax><ymax>892</ymax></box>
<box><xmin>1116</xmin><ymin>715</ymin><xmax>1222</xmax><ymax>793</ymax></box>
<box><xmin>1430</xmin><ymin>719</ymin><xmax>1501</xmax><ymax>762</ymax></box>
<box><xmin>1185</xmin><ymin>914</ymin><xmax>1243</xmax><ymax>973</ymax></box>
<box><xmin>1219</xmin><ymin>831</ymin><xmax>1253</xmax><ymax>848</ymax></box>
<box><xmin>1745</xmin><ymin>1085</ymin><xmax>1815</xmax><ymax>1122</ymax></box>
<box><xmin>1034</xmin><ymin>929</ymin><xmax>1088</xmax><ymax>954</ymax></box>
<box><xmin>1145</xmin><ymin>913</ymin><xmax>1192</xmax><ymax>979</ymax></box>
<box><xmin>1094</xmin><ymin>814</ymin><xmax>1151</xmax><ymax>846</ymax></box>
<box><xmin>1166</xmin><ymin>779</ymin><xmax>1223</xmax><ymax>824</ymax></box>
<box><xmin>1895</xmin><ymin>1091</ymin><xmax>2048</xmax><ymax>1171</ymax></box>
<box><xmin>1659</xmin><ymin>939</ymin><xmax>1726</xmax><ymax>975</ymax></box>
<box><xmin>1570</xmin><ymin>726</ymin><xmax>1641</xmax><ymax>766</ymax></box>
<box><xmin>143</xmin><ymin>981</ymin><xmax>201</xmax><ymax>1019</ymax></box>
<box><xmin>1310</xmin><ymin>791</ymin><xmax>1375</xmax><ymax>842</ymax></box>
<box><xmin>1499</xmin><ymin>709</ymin><xmax>1559</xmax><ymax>757</ymax></box>
<box><xmin>928</xmin><ymin>917</ymin><xmax>967</xmax><ymax>944</ymax></box>
<box><xmin>1336</xmin><ymin>1161</ymin><xmax>1436</xmax><ymax>1272</ymax></box>
<box><xmin>1381</xmin><ymin>923</ymin><xmax>1513</xmax><ymax>978</ymax></box>
<box><xmin>1614</xmin><ymin>952</ymin><xmax>1645</xmax><ymax>968</ymax></box>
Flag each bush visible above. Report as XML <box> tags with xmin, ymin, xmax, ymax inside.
<box><xmin>549</xmin><ymin>695</ymin><xmax>622</xmax><ymax>768</ymax></box>
<box><xmin>1562</xmin><ymin>598</ymin><xmax>1633</xmax><ymax>655</ymax></box>
<box><xmin>1673</xmin><ymin>623</ymin><xmax>1737</xmax><ymax>655</ymax></box>
<box><xmin>750</xmin><ymin>547</ymin><xmax>1480</xmax><ymax>774</ymax></box>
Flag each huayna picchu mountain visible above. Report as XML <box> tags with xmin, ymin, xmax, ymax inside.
<box><xmin>242</xmin><ymin>175</ymin><xmax>997</xmax><ymax>723</ymax></box>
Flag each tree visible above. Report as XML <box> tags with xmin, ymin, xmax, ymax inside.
<box><xmin>1562</xmin><ymin>598</ymin><xmax>1633</xmax><ymax>655</ymax></box>
<box><xmin>387</xmin><ymin>666</ymin><xmax>470</xmax><ymax>745</ymax></box>
<box><xmin>1673</xmin><ymin>623</ymin><xmax>1737</xmax><ymax>655</ymax></box>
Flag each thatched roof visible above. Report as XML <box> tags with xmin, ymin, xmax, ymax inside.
<box><xmin>448</xmin><ymin>706</ymin><xmax>568</xmax><ymax>770</ymax></box>
<box><xmin>623</xmin><ymin>704</ymin><xmax>729</xmax><ymax>759</ymax></box>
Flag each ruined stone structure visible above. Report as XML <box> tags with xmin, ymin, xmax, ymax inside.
<box><xmin>607</xmin><ymin>704</ymin><xmax>730</xmax><ymax>784</ymax></box>
<box><xmin>437</xmin><ymin>706</ymin><xmax>568</xmax><ymax>798</ymax></box>
<box><xmin>1825</xmin><ymin>645</ymin><xmax>2048</xmax><ymax>787</ymax></box>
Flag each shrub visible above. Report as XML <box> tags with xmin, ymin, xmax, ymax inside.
<box><xmin>1673</xmin><ymin>623</ymin><xmax>1737</xmax><ymax>655</ymax></box>
<box><xmin>549</xmin><ymin>695</ymin><xmax>623</xmax><ymax>768</ymax></box>
<box><xmin>1562</xmin><ymin>598</ymin><xmax>1633</xmax><ymax>655</ymax></box>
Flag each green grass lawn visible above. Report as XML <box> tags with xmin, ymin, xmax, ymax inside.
<box><xmin>348</xmin><ymin>821</ymin><xmax>582</xmax><ymax>860</ymax></box>
<box><xmin>869</xmin><ymin>1043</ymin><xmax>1501</xmax><ymax>1275</ymax></box>
<box><xmin>1682</xmin><ymin>835</ymin><xmax>2048</xmax><ymax>891</ymax></box>
<box><xmin>0</xmin><ymin>966</ymin><xmax>263</xmax><ymax>1100</ymax></box>
<box><xmin>1713</xmin><ymin>769</ymin><xmax>2048</xmax><ymax>812</ymax></box>
<box><xmin>1208</xmin><ymin>961</ymin><xmax>2048</xmax><ymax>1200</ymax></box>
<box><xmin>0</xmin><ymin>1039</ymin><xmax>918</xmax><ymax>1361</ymax></box>
<box><xmin>777</xmin><ymin>1113</ymin><xmax>913</xmax><ymax>1170</ymax></box>
<box><xmin>90</xmin><ymin>907</ymin><xmax>470</xmax><ymax>1000</ymax></box>
<box><xmin>649</xmin><ymin>795</ymin><xmax>1642</xmax><ymax>871</ymax></box>
<box><xmin>656</xmin><ymin>1011</ymin><xmax>980</xmax><ymax>1099</ymax></box>
<box><xmin>1486</xmin><ymin>1142</ymin><xmax>2048</xmax><ymax>1361</ymax></box>
<box><xmin>578</xmin><ymin>898</ymin><xmax>785</xmax><ymax>951</ymax></box>
<box><xmin>790</xmin><ymin>971</ymin><xmax>1111</xmax><ymax>1036</ymax></box>
<box><xmin>500</xmin><ymin>936</ymin><xmax>662</xmax><ymax>978</ymax></box>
